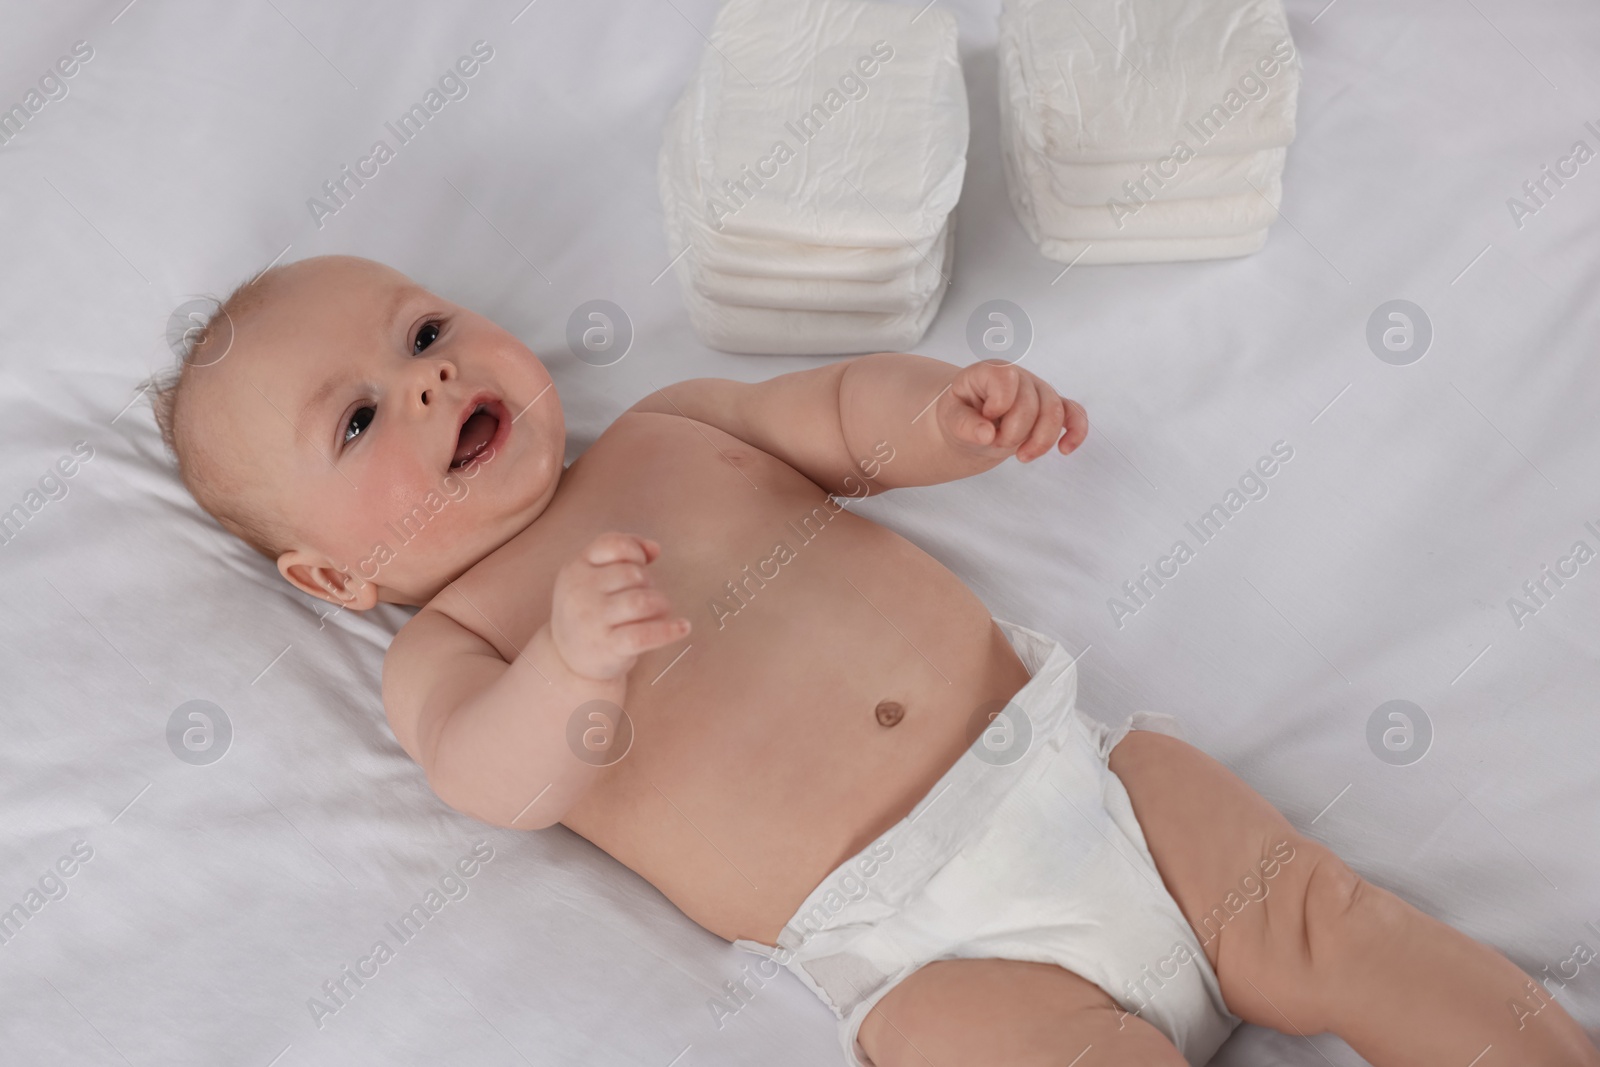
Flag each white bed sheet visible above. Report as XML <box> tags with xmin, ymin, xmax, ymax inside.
<box><xmin>1</xmin><ymin>1</ymin><xmax>1596</xmax><ymax>1064</ymax></box>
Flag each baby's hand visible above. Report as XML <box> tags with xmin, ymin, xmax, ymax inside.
<box><xmin>549</xmin><ymin>532</ymin><xmax>691</xmax><ymax>681</ymax></box>
<box><xmin>940</xmin><ymin>361</ymin><xmax>1088</xmax><ymax>463</ymax></box>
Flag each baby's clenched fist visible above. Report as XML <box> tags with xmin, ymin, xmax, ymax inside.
<box><xmin>939</xmin><ymin>361</ymin><xmax>1088</xmax><ymax>463</ymax></box>
<box><xmin>549</xmin><ymin>532</ymin><xmax>691</xmax><ymax>681</ymax></box>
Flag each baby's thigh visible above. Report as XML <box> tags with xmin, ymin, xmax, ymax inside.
<box><xmin>1107</xmin><ymin>729</ymin><xmax>1353</xmax><ymax>1026</ymax></box>
<box><xmin>858</xmin><ymin>957</ymin><xmax>1186</xmax><ymax>1067</ymax></box>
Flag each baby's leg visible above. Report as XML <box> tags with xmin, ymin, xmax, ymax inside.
<box><xmin>1108</xmin><ymin>731</ymin><xmax>1600</xmax><ymax>1067</ymax></box>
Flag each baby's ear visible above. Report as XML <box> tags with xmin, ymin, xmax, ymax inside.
<box><xmin>277</xmin><ymin>550</ymin><xmax>380</xmax><ymax>611</ymax></box>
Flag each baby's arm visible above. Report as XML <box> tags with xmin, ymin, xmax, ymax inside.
<box><xmin>628</xmin><ymin>352</ymin><xmax>1087</xmax><ymax>498</ymax></box>
<box><xmin>383</xmin><ymin>533</ymin><xmax>689</xmax><ymax>829</ymax></box>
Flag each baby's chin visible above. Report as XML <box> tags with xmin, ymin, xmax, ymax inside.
<box><xmin>338</xmin><ymin>440</ymin><xmax>562</xmax><ymax>604</ymax></box>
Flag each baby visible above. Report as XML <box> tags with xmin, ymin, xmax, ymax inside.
<box><xmin>151</xmin><ymin>255</ymin><xmax>1597</xmax><ymax>1067</ymax></box>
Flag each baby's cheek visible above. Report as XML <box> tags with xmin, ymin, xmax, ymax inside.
<box><xmin>503</xmin><ymin>339</ymin><xmax>555</xmax><ymax>400</ymax></box>
<box><xmin>361</xmin><ymin>453</ymin><xmax>437</xmax><ymax>528</ymax></box>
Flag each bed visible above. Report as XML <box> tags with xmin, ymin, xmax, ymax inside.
<box><xmin>2</xmin><ymin>0</ymin><xmax>1596</xmax><ymax>1063</ymax></box>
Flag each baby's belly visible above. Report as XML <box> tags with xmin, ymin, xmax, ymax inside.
<box><xmin>559</xmin><ymin>524</ymin><xmax>1034</xmax><ymax>944</ymax></box>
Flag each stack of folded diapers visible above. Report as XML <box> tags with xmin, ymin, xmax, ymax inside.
<box><xmin>658</xmin><ymin>0</ymin><xmax>967</xmax><ymax>355</ymax></box>
<box><xmin>998</xmin><ymin>0</ymin><xmax>1301</xmax><ymax>264</ymax></box>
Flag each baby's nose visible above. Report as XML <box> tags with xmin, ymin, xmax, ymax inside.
<box><xmin>417</xmin><ymin>360</ymin><xmax>455</xmax><ymax>406</ymax></box>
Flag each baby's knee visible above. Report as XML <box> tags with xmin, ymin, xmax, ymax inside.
<box><xmin>1223</xmin><ymin>838</ymin><xmax>1404</xmax><ymax>1030</ymax></box>
<box><xmin>1303</xmin><ymin>849</ymin><xmax>1418</xmax><ymax>997</ymax></box>
<box><xmin>1298</xmin><ymin>848</ymin><xmax>1396</xmax><ymax>964</ymax></box>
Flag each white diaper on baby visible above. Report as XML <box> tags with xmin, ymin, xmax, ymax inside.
<box><xmin>734</xmin><ymin>619</ymin><xmax>1239</xmax><ymax>1066</ymax></box>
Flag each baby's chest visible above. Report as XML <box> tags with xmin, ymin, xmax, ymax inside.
<box><xmin>561</xmin><ymin>413</ymin><xmax>842</xmax><ymax>564</ymax></box>
<box><xmin>458</xmin><ymin>416</ymin><xmax>849</xmax><ymax>648</ymax></box>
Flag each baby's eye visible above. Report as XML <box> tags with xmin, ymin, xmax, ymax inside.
<box><xmin>414</xmin><ymin>320</ymin><xmax>442</xmax><ymax>354</ymax></box>
<box><xmin>344</xmin><ymin>405</ymin><xmax>375</xmax><ymax>445</ymax></box>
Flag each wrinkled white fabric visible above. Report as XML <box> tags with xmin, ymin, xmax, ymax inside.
<box><xmin>688</xmin><ymin>0</ymin><xmax>968</xmax><ymax>246</ymax></box>
<box><xmin>1000</xmin><ymin>0</ymin><xmax>1300</xmax><ymax>163</ymax></box>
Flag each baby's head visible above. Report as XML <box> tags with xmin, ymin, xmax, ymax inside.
<box><xmin>150</xmin><ymin>255</ymin><xmax>565</xmax><ymax>608</ymax></box>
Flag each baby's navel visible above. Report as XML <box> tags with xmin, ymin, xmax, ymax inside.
<box><xmin>875</xmin><ymin>700</ymin><xmax>905</xmax><ymax>727</ymax></box>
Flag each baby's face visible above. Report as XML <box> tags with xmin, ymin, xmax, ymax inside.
<box><xmin>197</xmin><ymin>256</ymin><xmax>564</xmax><ymax>606</ymax></box>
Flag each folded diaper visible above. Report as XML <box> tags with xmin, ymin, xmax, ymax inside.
<box><xmin>691</xmin><ymin>228</ymin><xmax>950</xmax><ymax>313</ymax></box>
<box><xmin>1000</xmin><ymin>100</ymin><xmax>1271</xmax><ymax>262</ymax></box>
<box><xmin>667</xmin><ymin>208</ymin><xmax>955</xmax><ymax>355</ymax></box>
<box><xmin>692</xmin><ymin>227</ymin><xmax>938</xmax><ymax>284</ymax></box>
<box><xmin>668</xmin><ymin>68</ymin><xmax>948</xmax><ymax>283</ymax></box>
<box><xmin>1026</xmin><ymin>174</ymin><xmax>1281</xmax><ymax>241</ymax></box>
<box><xmin>663</xmin><ymin>93</ymin><xmax>952</xmax><ymax>313</ymax></box>
<box><xmin>1001</xmin><ymin>0</ymin><xmax>1300</xmax><ymax>164</ymax></box>
<box><xmin>662</xmin><ymin>86</ymin><xmax>955</xmax><ymax>353</ymax></box>
<box><xmin>1000</xmin><ymin>131</ymin><xmax>1266</xmax><ymax>262</ymax></box>
<box><xmin>997</xmin><ymin>0</ymin><xmax>1298</xmax><ymax>264</ymax></box>
<box><xmin>688</xmin><ymin>0</ymin><xmax>967</xmax><ymax>248</ymax></box>
<box><xmin>1044</xmin><ymin>148</ymin><xmax>1285</xmax><ymax>206</ymax></box>
<box><xmin>657</xmin><ymin>0</ymin><xmax>966</xmax><ymax>353</ymax></box>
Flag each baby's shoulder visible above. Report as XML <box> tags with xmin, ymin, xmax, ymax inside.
<box><xmin>381</xmin><ymin>603</ymin><xmax>499</xmax><ymax>761</ymax></box>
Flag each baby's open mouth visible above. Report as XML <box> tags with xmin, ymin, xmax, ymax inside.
<box><xmin>451</xmin><ymin>402</ymin><xmax>502</xmax><ymax>470</ymax></box>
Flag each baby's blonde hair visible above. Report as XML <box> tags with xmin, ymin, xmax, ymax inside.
<box><xmin>145</xmin><ymin>266</ymin><xmax>294</xmax><ymax>562</ymax></box>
